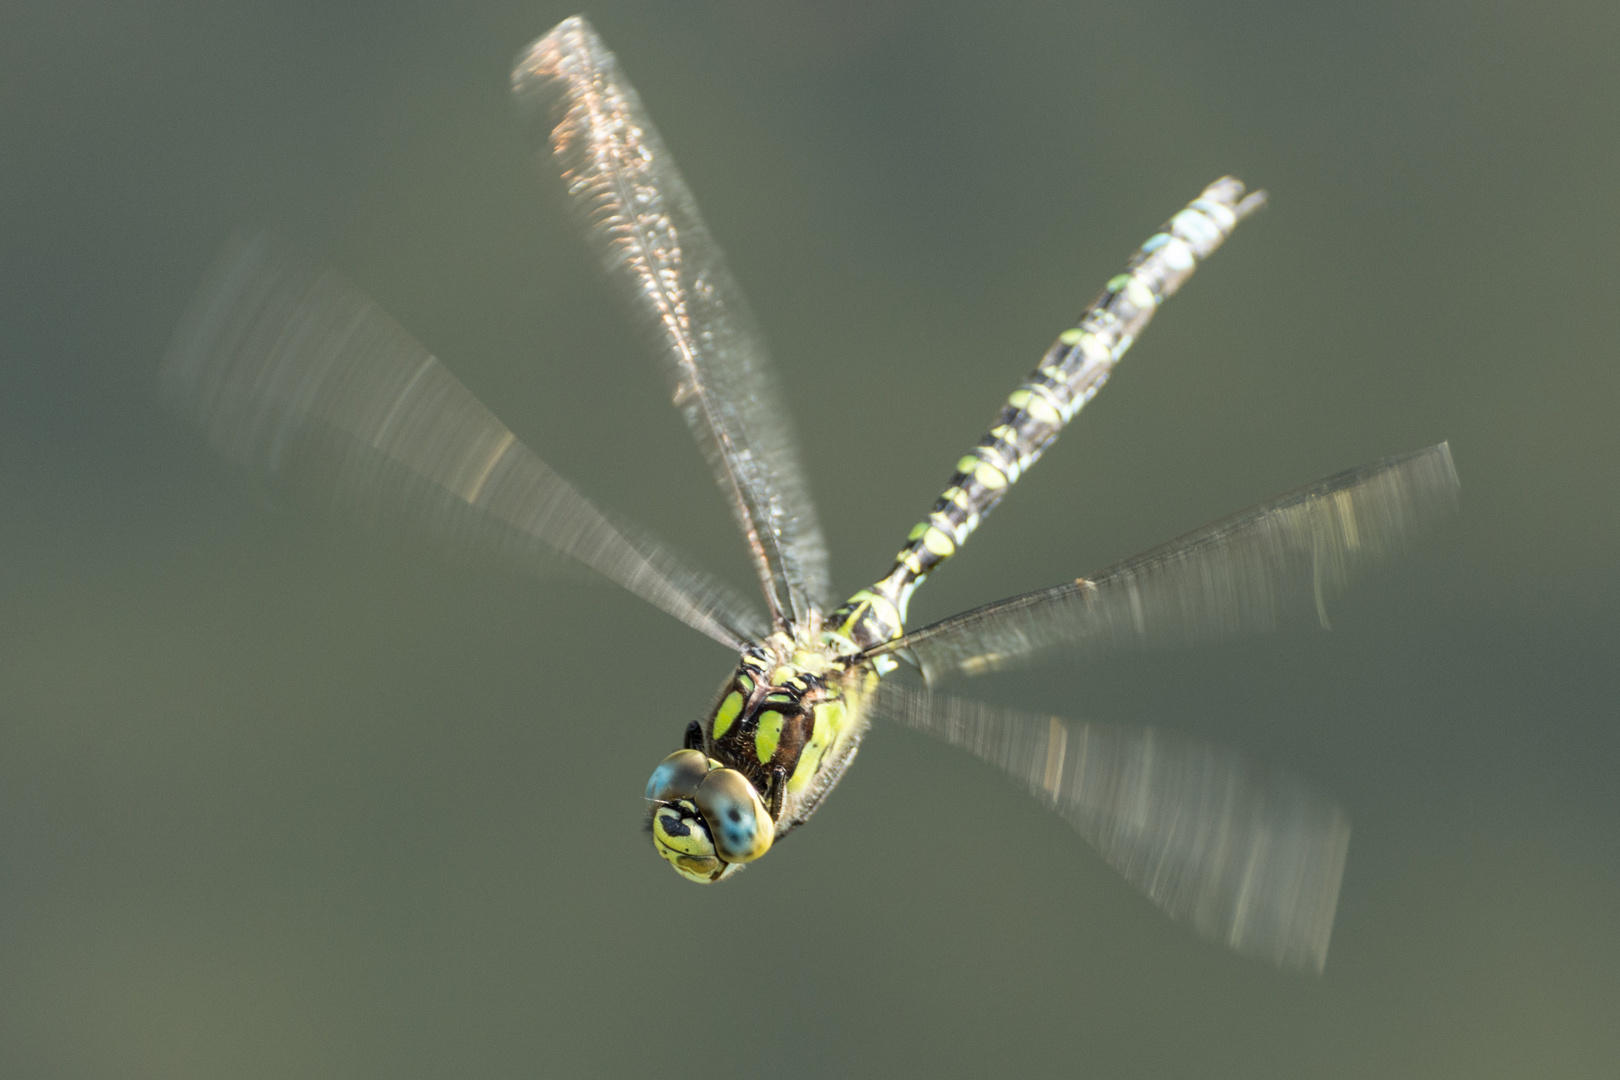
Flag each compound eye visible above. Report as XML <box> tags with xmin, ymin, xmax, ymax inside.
<box><xmin>645</xmin><ymin>749</ymin><xmax>711</xmax><ymax>801</ymax></box>
<box><xmin>650</xmin><ymin>800</ymin><xmax>729</xmax><ymax>883</ymax></box>
<box><xmin>694</xmin><ymin>768</ymin><xmax>774</xmax><ymax>864</ymax></box>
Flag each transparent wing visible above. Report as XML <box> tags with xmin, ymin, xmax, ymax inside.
<box><xmin>878</xmin><ymin>445</ymin><xmax>1460</xmax><ymax>682</ymax></box>
<box><xmin>161</xmin><ymin>231</ymin><xmax>768</xmax><ymax>650</ymax></box>
<box><xmin>511</xmin><ymin>16</ymin><xmax>832</xmax><ymax>628</ymax></box>
<box><xmin>873</xmin><ymin>682</ymin><xmax>1348</xmax><ymax>971</ymax></box>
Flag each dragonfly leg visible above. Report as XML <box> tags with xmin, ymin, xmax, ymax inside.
<box><xmin>764</xmin><ymin>766</ymin><xmax>787</xmax><ymax>821</ymax></box>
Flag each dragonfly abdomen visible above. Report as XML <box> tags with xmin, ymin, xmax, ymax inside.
<box><xmin>830</xmin><ymin>178</ymin><xmax>1265</xmax><ymax>654</ymax></box>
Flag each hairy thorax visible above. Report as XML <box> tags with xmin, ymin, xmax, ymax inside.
<box><xmin>703</xmin><ymin>630</ymin><xmax>878</xmax><ymax>834</ymax></box>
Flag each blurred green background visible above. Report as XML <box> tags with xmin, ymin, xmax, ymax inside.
<box><xmin>2</xmin><ymin>1</ymin><xmax>1617</xmax><ymax>1077</ymax></box>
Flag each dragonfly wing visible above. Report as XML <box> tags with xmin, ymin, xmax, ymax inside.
<box><xmin>881</xmin><ymin>444</ymin><xmax>1460</xmax><ymax>681</ymax></box>
<box><xmin>874</xmin><ymin>683</ymin><xmax>1348</xmax><ymax>971</ymax></box>
<box><xmin>162</xmin><ymin>231</ymin><xmax>768</xmax><ymax>650</ymax></box>
<box><xmin>511</xmin><ymin>17</ymin><xmax>832</xmax><ymax>628</ymax></box>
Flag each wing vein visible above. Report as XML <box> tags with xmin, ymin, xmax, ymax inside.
<box><xmin>512</xmin><ymin>17</ymin><xmax>833</xmax><ymax>625</ymax></box>
<box><xmin>162</xmin><ymin>231</ymin><xmax>769</xmax><ymax>650</ymax></box>
<box><xmin>876</xmin><ymin>444</ymin><xmax>1461</xmax><ymax>681</ymax></box>
<box><xmin>874</xmin><ymin>683</ymin><xmax>1348</xmax><ymax>971</ymax></box>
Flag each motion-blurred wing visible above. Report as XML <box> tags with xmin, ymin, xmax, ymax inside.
<box><xmin>880</xmin><ymin>445</ymin><xmax>1459</xmax><ymax>682</ymax></box>
<box><xmin>162</xmin><ymin>231</ymin><xmax>767</xmax><ymax>650</ymax></box>
<box><xmin>512</xmin><ymin>16</ymin><xmax>832</xmax><ymax>628</ymax></box>
<box><xmin>874</xmin><ymin>683</ymin><xmax>1348</xmax><ymax>971</ymax></box>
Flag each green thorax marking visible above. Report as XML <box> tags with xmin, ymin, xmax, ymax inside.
<box><xmin>702</xmin><ymin>638</ymin><xmax>877</xmax><ymax>828</ymax></box>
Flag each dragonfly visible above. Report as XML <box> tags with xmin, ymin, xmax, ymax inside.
<box><xmin>162</xmin><ymin>15</ymin><xmax>1460</xmax><ymax>973</ymax></box>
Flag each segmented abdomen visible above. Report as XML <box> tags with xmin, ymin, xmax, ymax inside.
<box><xmin>832</xmin><ymin>177</ymin><xmax>1266</xmax><ymax>652</ymax></box>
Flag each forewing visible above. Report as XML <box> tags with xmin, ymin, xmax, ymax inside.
<box><xmin>162</xmin><ymin>231</ymin><xmax>768</xmax><ymax>650</ymax></box>
<box><xmin>874</xmin><ymin>683</ymin><xmax>1348</xmax><ymax>971</ymax></box>
<box><xmin>884</xmin><ymin>445</ymin><xmax>1460</xmax><ymax>681</ymax></box>
<box><xmin>512</xmin><ymin>17</ymin><xmax>832</xmax><ymax>626</ymax></box>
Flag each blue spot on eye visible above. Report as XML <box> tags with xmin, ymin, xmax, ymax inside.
<box><xmin>645</xmin><ymin>766</ymin><xmax>671</xmax><ymax>799</ymax></box>
<box><xmin>727</xmin><ymin>808</ymin><xmax>741</xmax><ymax>822</ymax></box>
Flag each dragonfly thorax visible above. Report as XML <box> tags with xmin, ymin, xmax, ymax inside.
<box><xmin>646</xmin><ymin>638</ymin><xmax>878</xmax><ymax>883</ymax></box>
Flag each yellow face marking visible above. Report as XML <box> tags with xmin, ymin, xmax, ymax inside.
<box><xmin>754</xmin><ymin>710</ymin><xmax>785</xmax><ymax>764</ymax></box>
<box><xmin>712</xmin><ymin>691</ymin><xmax>744</xmax><ymax>740</ymax></box>
<box><xmin>652</xmin><ymin>802</ymin><xmax>725</xmax><ymax>883</ymax></box>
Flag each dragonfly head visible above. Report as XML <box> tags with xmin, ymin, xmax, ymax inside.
<box><xmin>645</xmin><ymin>749</ymin><xmax>773</xmax><ymax>883</ymax></box>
